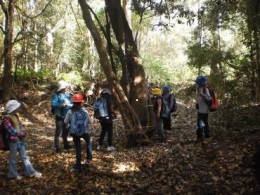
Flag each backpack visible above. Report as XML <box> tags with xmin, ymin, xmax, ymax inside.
<box><xmin>169</xmin><ymin>93</ymin><xmax>177</xmax><ymax>113</ymax></box>
<box><xmin>51</xmin><ymin>92</ymin><xmax>61</xmax><ymax>115</ymax></box>
<box><xmin>93</xmin><ymin>97</ymin><xmax>109</xmax><ymax>119</ymax></box>
<box><xmin>203</xmin><ymin>87</ymin><xmax>219</xmax><ymax>112</ymax></box>
<box><xmin>69</xmin><ymin>110</ymin><xmax>88</xmax><ymax>136</ymax></box>
<box><xmin>153</xmin><ymin>96</ymin><xmax>170</xmax><ymax>119</ymax></box>
<box><xmin>0</xmin><ymin>117</ymin><xmax>10</xmax><ymax>151</ymax></box>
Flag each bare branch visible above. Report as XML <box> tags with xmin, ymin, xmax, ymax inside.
<box><xmin>15</xmin><ymin>0</ymin><xmax>53</xmax><ymax>19</ymax></box>
<box><xmin>0</xmin><ymin>25</ymin><xmax>5</xmax><ymax>34</ymax></box>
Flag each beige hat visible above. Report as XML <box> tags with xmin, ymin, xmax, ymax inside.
<box><xmin>101</xmin><ymin>88</ymin><xmax>112</xmax><ymax>95</ymax></box>
<box><xmin>5</xmin><ymin>100</ymin><xmax>21</xmax><ymax>114</ymax></box>
<box><xmin>57</xmin><ymin>80</ymin><xmax>69</xmax><ymax>92</ymax></box>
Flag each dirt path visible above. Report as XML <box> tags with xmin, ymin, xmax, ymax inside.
<box><xmin>0</xmin><ymin>97</ymin><xmax>260</xmax><ymax>194</ymax></box>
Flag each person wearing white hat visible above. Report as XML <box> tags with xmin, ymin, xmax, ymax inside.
<box><xmin>51</xmin><ymin>80</ymin><xmax>73</xmax><ymax>153</ymax></box>
<box><xmin>3</xmin><ymin>100</ymin><xmax>42</xmax><ymax>180</ymax></box>
<box><xmin>96</xmin><ymin>88</ymin><xmax>117</xmax><ymax>151</ymax></box>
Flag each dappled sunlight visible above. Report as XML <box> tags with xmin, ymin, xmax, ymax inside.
<box><xmin>134</xmin><ymin>75</ymin><xmax>142</xmax><ymax>84</ymax></box>
<box><xmin>112</xmin><ymin>161</ymin><xmax>140</xmax><ymax>173</ymax></box>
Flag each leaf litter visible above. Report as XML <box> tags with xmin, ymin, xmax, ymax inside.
<box><xmin>0</xmin><ymin>89</ymin><xmax>260</xmax><ymax>194</ymax></box>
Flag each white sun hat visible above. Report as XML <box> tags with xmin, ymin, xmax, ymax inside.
<box><xmin>5</xmin><ymin>100</ymin><xmax>21</xmax><ymax>114</ymax></box>
<box><xmin>57</xmin><ymin>80</ymin><xmax>69</xmax><ymax>92</ymax></box>
<box><xmin>101</xmin><ymin>88</ymin><xmax>112</xmax><ymax>95</ymax></box>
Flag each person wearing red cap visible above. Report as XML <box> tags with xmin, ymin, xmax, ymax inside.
<box><xmin>64</xmin><ymin>94</ymin><xmax>92</xmax><ymax>172</ymax></box>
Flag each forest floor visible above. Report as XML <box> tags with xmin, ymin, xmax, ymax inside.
<box><xmin>0</xmin><ymin>86</ymin><xmax>260</xmax><ymax>194</ymax></box>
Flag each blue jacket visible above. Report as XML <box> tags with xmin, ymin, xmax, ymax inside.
<box><xmin>51</xmin><ymin>92</ymin><xmax>72</xmax><ymax>118</ymax></box>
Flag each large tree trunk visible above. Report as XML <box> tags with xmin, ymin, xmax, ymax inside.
<box><xmin>105</xmin><ymin>0</ymin><xmax>153</xmax><ymax>128</ymax></box>
<box><xmin>0</xmin><ymin>0</ymin><xmax>15</xmax><ymax>102</ymax></box>
<box><xmin>78</xmin><ymin>0</ymin><xmax>144</xmax><ymax>134</ymax></box>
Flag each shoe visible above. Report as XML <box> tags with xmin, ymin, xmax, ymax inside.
<box><xmin>97</xmin><ymin>145</ymin><xmax>102</xmax><ymax>150</ymax></box>
<box><xmin>64</xmin><ymin>145</ymin><xmax>72</xmax><ymax>150</ymax></box>
<box><xmin>11</xmin><ymin>175</ymin><xmax>22</xmax><ymax>180</ymax></box>
<box><xmin>29</xmin><ymin>172</ymin><xmax>42</xmax><ymax>178</ymax></box>
<box><xmin>55</xmin><ymin>148</ymin><xmax>61</xmax><ymax>153</ymax></box>
<box><xmin>85</xmin><ymin>160</ymin><xmax>91</xmax><ymax>166</ymax></box>
<box><xmin>16</xmin><ymin>175</ymin><xmax>22</xmax><ymax>180</ymax></box>
<box><xmin>107</xmin><ymin>146</ymin><xmax>116</xmax><ymax>151</ymax></box>
<box><xmin>71</xmin><ymin>167</ymin><xmax>81</xmax><ymax>172</ymax></box>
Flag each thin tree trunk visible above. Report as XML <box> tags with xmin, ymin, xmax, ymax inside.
<box><xmin>0</xmin><ymin>0</ymin><xmax>15</xmax><ymax>102</ymax></box>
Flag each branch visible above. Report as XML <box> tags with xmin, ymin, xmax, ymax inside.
<box><xmin>0</xmin><ymin>0</ymin><xmax>7</xmax><ymax>16</ymax></box>
<box><xmin>69</xmin><ymin>2</ymin><xmax>84</xmax><ymax>36</ymax></box>
<box><xmin>15</xmin><ymin>0</ymin><xmax>53</xmax><ymax>19</ymax></box>
<box><xmin>0</xmin><ymin>25</ymin><xmax>5</xmax><ymax>34</ymax></box>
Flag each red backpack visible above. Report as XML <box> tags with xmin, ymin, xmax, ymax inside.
<box><xmin>203</xmin><ymin>87</ymin><xmax>219</xmax><ymax>112</ymax></box>
<box><xmin>0</xmin><ymin>118</ymin><xmax>10</xmax><ymax>151</ymax></box>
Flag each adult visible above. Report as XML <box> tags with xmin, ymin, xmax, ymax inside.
<box><xmin>3</xmin><ymin>100</ymin><xmax>42</xmax><ymax>180</ymax></box>
<box><xmin>64</xmin><ymin>94</ymin><xmax>92</xmax><ymax>172</ymax></box>
<box><xmin>51</xmin><ymin>80</ymin><xmax>72</xmax><ymax>153</ymax></box>
<box><xmin>161</xmin><ymin>85</ymin><xmax>174</xmax><ymax>130</ymax></box>
<box><xmin>195</xmin><ymin>75</ymin><xmax>211</xmax><ymax>142</ymax></box>
<box><xmin>96</xmin><ymin>88</ymin><xmax>117</xmax><ymax>151</ymax></box>
<box><xmin>152</xmin><ymin>88</ymin><xmax>165</xmax><ymax>141</ymax></box>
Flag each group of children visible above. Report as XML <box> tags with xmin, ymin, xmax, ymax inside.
<box><xmin>50</xmin><ymin>81</ymin><xmax>117</xmax><ymax>172</ymax></box>
<box><xmin>2</xmin><ymin>80</ymin><xmax>117</xmax><ymax>180</ymax></box>
<box><xmin>3</xmin><ymin>76</ymin><xmax>212</xmax><ymax>179</ymax></box>
<box><xmin>151</xmin><ymin>75</ymin><xmax>212</xmax><ymax>143</ymax></box>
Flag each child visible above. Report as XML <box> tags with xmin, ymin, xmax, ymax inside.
<box><xmin>3</xmin><ymin>100</ymin><xmax>42</xmax><ymax>180</ymax></box>
<box><xmin>96</xmin><ymin>88</ymin><xmax>117</xmax><ymax>151</ymax></box>
<box><xmin>195</xmin><ymin>75</ymin><xmax>211</xmax><ymax>142</ymax></box>
<box><xmin>152</xmin><ymin>88</ymin><xmax>165</xmax><ymax>141</ymax></box>
<box><xmin>64</xmin><ymin>94</ymin><xmax>92</xmax><ymax>172</ymax></box>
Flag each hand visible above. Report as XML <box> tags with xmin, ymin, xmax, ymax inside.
<box><xmin>17</xmin><ymin>131</ymin><xmax>25</xmax><ymax>137</ymax></box>
<box><xmin>10</xmin><ymin>136</ymin><xmax>18</xmax><ymax>141</ymax></box>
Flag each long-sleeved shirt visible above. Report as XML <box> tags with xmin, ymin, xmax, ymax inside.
<box><xmin>51</xmin><ymin>92</ymin><xmax>72</xmax><ymax>118</ymax></box>
<box><xmin>3</xmin><ymin>114</ymin><xmax>25</xmax><ymax>141</ymax></box>
<box><xmin>196</xmin><ymin>87</ymin><xmax>210</xmax><ymax>114</ymax></box>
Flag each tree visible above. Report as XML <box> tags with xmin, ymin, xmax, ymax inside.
<box><xmin>0</xmin><ymin>0</ymin><xmax>15</xmax><ymax>102</ymax></box>
<box><xmin>78</xmin><ymin>0</ymin><xmax>151</xmax><ymax>146</ymax></box>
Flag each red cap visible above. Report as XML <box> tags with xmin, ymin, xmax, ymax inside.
<box><xmin>71</xmin><ymin>94</ymin><xmax>84</xmax><ymax>103</ymax></box>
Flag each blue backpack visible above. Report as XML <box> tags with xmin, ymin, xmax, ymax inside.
<box><xmin>93</xmin><ymin>98</ymin><xmax>108</xmax><ymax>119</ymax></box>
<box><xmin>153</xmin><ymin>96</ymin><xmax>170</xmax><ymax>119</ymax></box>
<box><xmin>69</xmin><ymin>110</ymin><xmax>88</xmax><ymax>136</ymax></box>
<box><xmin>160</xmin><ymin>97</ymin><xmax>171</xmax><ymax>118</ymax></box>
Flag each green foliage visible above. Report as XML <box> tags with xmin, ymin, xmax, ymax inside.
<box><xmin>143</xmin><ymin>57</ymin><xmax>171</xmax><ymax>85</ymax></box>
<box><xmin>15</xmin><ymin>68</ymin><xmax>53</xmax><ymax>82</ymax></box>
<box><xmin>187</xmin><ymin>43</ymin><xmax>210</xmax><ymax>69</ymax></box>
<box><xmin>57</xmin><ymin>71</ymin><xmax>83</xmax><ymax>84</ymax></box>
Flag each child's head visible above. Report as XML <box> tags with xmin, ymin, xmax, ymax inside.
<box><xmin>162</xmin><ymin>85</ymin><xmax>170</xmax><ymax>94</ymax></box>
<box><xmin>71</xmin><ymin>94</ymin><xmax>84</xmax><ymax>104</ymax></box>
<box><xmin>152</xmin><ymin>88</ymin><xmax>162</xmax><ymax>96</ymax></box>
<box><xmin>71</xmin><ymin>94</ymin><xmax>84</xmax><ymax>110</ymax></box>
<box><xmin>57</xmin><ymin>80</ymin><xmax>70</xmax><ymax>93</ymax></box>
<box><xmin>5</xmin><ymin>100</ymin><xmax>21</xmax><ymax>114</ymax></box>
<box><xmin>195</xmin><ymin>75</ymin><xmax>207</xmax><ymax>87</ymax></box>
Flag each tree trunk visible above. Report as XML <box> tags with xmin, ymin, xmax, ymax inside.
<box><xmin>253</xmin><ymin>0</ymin><xmax>260</xmax><ymax>101</ymax></box>
<box><xmin>78</xmin><ymin>0</ymin><xmax>144</xmax><ymax>134</ymax></box>
<box><xmin>0</xmin><ymin>0</ymin><xmax>15</xmax><ymax>102</ymax></box>
<box><xmin>105</xmin><ymin>0</ymin><xmax>153</xmax><ymax>128</ymax></box>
